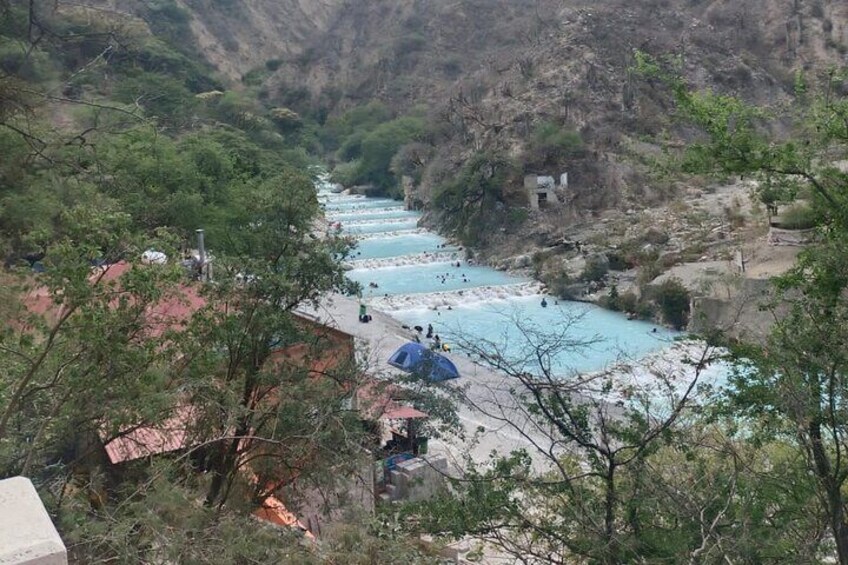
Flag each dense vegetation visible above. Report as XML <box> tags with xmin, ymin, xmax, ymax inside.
<box><xmin>5</xmin><ymin>1</ymin><xmax>848</xmax><ymax>563</ymax></box>
<box><xmin>393</xmin><ymin>58</ymin><xmax>848</xmax><ymax>564</ymax></box>
<box><xmin>0</xmin><ymin>2</ymin><xmax>439</xmax><ymax>562</ymax></box>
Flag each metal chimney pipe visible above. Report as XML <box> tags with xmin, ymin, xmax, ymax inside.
<box><xmin>195</xmin><ymin>229</ymin><xmax>206</xmax><ymax>281</ymax></box>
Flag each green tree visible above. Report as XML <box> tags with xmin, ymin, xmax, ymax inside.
<box><xmin>0</xmin><ymin>208</ymin><xmax>184</xmax><ymax>479</ymax></box>
<box><xmin>434</xmin><ymin>150</ymin><xmax>516</xmax><ymax>246</ymax></box>
<box><xmin>637</xmin><ymin>53</ymin><xmax>848</xmax><ymax>562</ymax></box>
<box><xmin>356</xmin><ymin>116</ymin><xmax>426</xmax><ymax>194</ymax></box>
<box><xmin>175</xmin><ymin>168</ymin><xmax>361</xmax><ymax>508</ymax></box>
<box><xmin>653</xmin><ymin>277</ymin><xmax>690</xmax><ymax>330</ymax></box>
<box><xmin>402</xmin><ymin>312</ymin><xmax>725</xmax><ymax>563</ymax></box>
<box><xmin>528</xmin><ymin>121</ymin><xmax>585</xmax><ymax>167</ymax></box>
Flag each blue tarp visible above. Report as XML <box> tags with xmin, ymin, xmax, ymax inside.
<box><xmin>387</xmin><ymin>342</ymin><xmax>460</xmax><ymax>382</ymax></box>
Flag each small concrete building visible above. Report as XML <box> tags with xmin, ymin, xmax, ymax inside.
<box><xmin>524</xmin><ymin>173</ymin><xmax>566</xmax><ymax>209</ymax></box>
<box><xmin>0</xmin><ymin>477</ymin><xmax>67</xmax><ymax>565</ymax></box>
<box><xmin>383</xmin><ymin>454</ymin><xmax>448</xmax><ymax>503</ymax></box>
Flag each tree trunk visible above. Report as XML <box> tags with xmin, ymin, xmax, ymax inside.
<box><xmin>809</xmin><ymin>421</ymin><xmax>848</xmax><ymax>564</ymax></box>
<box><xmin>828</xmin><ymin>486</ymin><xmax>848</xmax><ymax>565</ymax></box>
<box><xmin>205</xmin><ymin>435</ymin><xmax>240</xmax><ymax>508</ymax></box>
<box><xmin>603</xmin><ymin>463</ymin><xmax>619</xmax><ymax>564</ymax></box>
<box><xmin>206</xmin><ymin>366</ymin><xmax>260</xmax><ymax>508</ymax></box>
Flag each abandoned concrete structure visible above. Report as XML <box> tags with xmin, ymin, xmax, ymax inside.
<box><xmin>524</xmin><ymin>172</ymin><xmax>567</xmax><ymax>209</ymax></box>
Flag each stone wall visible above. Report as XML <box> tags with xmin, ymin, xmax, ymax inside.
<box><xmin>689</xmin><ymin>278</ymin><xmax>775</xmax><ymax>341</ymax></box>
<box><xmin>385</xmin><ymin>454</ymin><xmax>448</xmax><ymax>502</ymax></box>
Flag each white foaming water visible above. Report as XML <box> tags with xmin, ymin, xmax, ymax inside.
<box><xmin>346</xmin><ymin>252</ymin><xmax>462</xmax><ymax>269</ymax></box>
<box><xmin>329</xmin><ymin>209</ymin><xmax>417</xmax><ymax>222</ymax></box>
<box><xmin>369</xmin><ymin>282</ymin><xmax>544</xmax><ymax>311</ymax></box>
<box><xmin>353</xmin><ymin>228</ymin><xmax>429</xmax><ymax>239</ymax></box>
<box><xmin>337</xmin><ymin>215</ymin><xmax>422</xmax><ymax>227</ymax></box>
<box><xmin>324</xmin><ymin>201</ymin><xmax>406</xmax><ymax>212</ymax></box>
<box><xmin>344</xmin><ymin>220</ymin><xmax>420</xmax><ymax>235</ymax></box>
<box><xmin>318</xmin><ymin>193</ymin><xmax>366</xmax><ymax>202</ymax></box>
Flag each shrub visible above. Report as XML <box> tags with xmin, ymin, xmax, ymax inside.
<box><xmin>269</xmin><ymin>107</ymin><xmax>302</xmax><ymax>132</ymax></box>
<box><xmin>605</xmin><ymin>284</ymin><xmax>620</xmax><ymax>311</ymax></box>
<box><xmin>618</xmin><ymin>291</ymin><xmax>639</xmax><ymax>314</ymax></box>
<box><xmin>779</xmin><ymin>203</ymin><xmax>819</xmax><ymax>230</ymax></box>
<box><xmin>641</xmin><ymin>228</ymin><xmax>669</xmax><ymax>245</ymax></box>
<box><xmin>113</xmin><ymin>71</ymin><xmax>197</xmax><ymax>123</ymax></box>
<box><xmin>265</xmin><ymin>59</ymin><xmax>284</xmax><ymax>71</ymax></box>
<box><xmin>506</xmin><ymin>207</ymin><xmax>528</xmax><ymax>230</ymax></box>
<box><xmin>528</xmin><ymin>121</ymin><xmax>584</xmax><ymax>166</ymax></box>
<box><xmin>331</xmin><ymin>160</ymin><xmax>362</xmax><ymax>187</ymax></box>
<box><xmin>440</xmin><ymin>56</ymin><xmax>462</xmax><ymax>78</ymax></box>
<box><xmin>654</xmin><ymin>278</ymin><xmax>690</xmax><ymax>330</ymax></box>
<box><xmin>395</xmin><ymin>33</ymin><xmax>427</xmax><ymax>57</ymax></box>
<box><xmin>580</xmin><ymin>256</ymin><xmax>608</xmax><ymax>282</ymax></box>
<box><xmin>142</xmin><ymin>0</ymin><xmax>196</xmax><ymax>57</ymax></box>
<box><xmin>636</xmin><ymin>262</ymin><xmax>662</xmax><ymax>287</ymax></box>
<box><xmin>0</xmin><ymin>41</ymin><xmax>55</xmax><ymax>82</ymax></box>
<box><xmin>548</xmin><ymin>270</ymin><xmax>575</xmax><ymax>300</ymax></box>
<box><xmin>242</xmin><ymin>67</ymin><xmax>270</xmax><ymax>86</ymax></box>
<box><xmin>606</xmin><ymin>251</ymin><xmax>630</xmax><ymax>271</ymax></box>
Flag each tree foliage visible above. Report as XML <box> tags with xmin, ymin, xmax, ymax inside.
<box><xmin>433</xmin><ymin>150</ymin><xmax>517</xmax><ymax>246</ymax></box>
<box><xmin>0</xmin><ymin>3</ymin><xmax>429</xmax><ymax>561</ymax></box>
<box><xmin>636</xmin><ymin>51</ymin><xmax>848</xmax><ymax>563</ymax></box>
<box><xmin>328</xmin><ymin>109</ymin><xmax>427</xmax><ymax>196</ymax></box>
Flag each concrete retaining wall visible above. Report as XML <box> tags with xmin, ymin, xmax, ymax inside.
<box><xmin>0</xmin><ymin>477</ymin><xmax>67</xmax><ymax>565</ymax></box>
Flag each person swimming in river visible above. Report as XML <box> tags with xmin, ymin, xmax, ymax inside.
<box><xmin>426</xmin><ymin>323</ymin><xmax>433</xmax><ymax>338</ymax></box>
<box><xmin>368</xmin><ymin>281</ymin><xmax>379</xmax><ymax>288</ymax></box>
<box><xmin>541</xmin><ymin>297</ymin><xmax>548</xmax><ymax>308</ymax></box>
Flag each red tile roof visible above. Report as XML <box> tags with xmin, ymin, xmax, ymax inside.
<box><xmin>102</xmin><ymin>406</ymin><xmax>196</xmax><ymax>464</ymax></box>
<box><xmin>253</xmin><ymin>495</ymin><xmax>315</xmax><ymax>540</ymax></box>
<box><xmin>23</xmin><ymin>261</ymin><xmax>207</xmax><ymax>338</ymax></box>
<box><xmin>356</xmin><ymin>381</ymin><xmax>430</xmax><ymax>421</ymax></box>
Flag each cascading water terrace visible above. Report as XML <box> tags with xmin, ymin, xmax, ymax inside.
<box><xmin>316</xmin><ymin>176</ymin><xmax>682</xmax><ymax>375</ymax></box>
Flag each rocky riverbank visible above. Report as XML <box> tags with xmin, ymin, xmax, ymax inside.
<box><xmin>452</xmin><ymin>179</ymin><xmax>803</xmax><ymax>337</ymax></box>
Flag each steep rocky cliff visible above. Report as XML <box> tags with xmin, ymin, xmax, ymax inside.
<box><xmin>81</xmin><ymin>0</ymin><xmax>848</xmax><ymax>266</ymax></box>
<box><xmin>159</xmin><ymin>0</ymin><xmax>848</xmax><ymax>204</ymax></box>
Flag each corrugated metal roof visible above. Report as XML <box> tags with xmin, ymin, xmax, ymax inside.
<box><xmin>101</xmin><ymin>406</ymin><xmax>195</xmax><ymax>464</ymax></box>
<box><xmin>253</xmin><ymin>495</ymin><xmax>315</xmax><ymax>540</ymax></box>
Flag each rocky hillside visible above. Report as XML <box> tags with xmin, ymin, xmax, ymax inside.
<box><xmin>80</xmin><ymin>0</ymin><xmax>848</xmax><ymax>252</ymax></box>
<box><xmin>153</xmin><ymin>0</ymin><xmax>847</xmax><ymax>197</ymax></box>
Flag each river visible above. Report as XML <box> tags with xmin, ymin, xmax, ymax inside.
<box><xmin>318</xmin><ymin>180</ymin><xmax>685</xmax><ymax>377</ymax></box>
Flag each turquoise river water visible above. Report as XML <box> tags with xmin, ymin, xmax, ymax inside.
<box><xmin>318</xmin><ymin>182</ymin><xmax>691</xmax><ymax>377</ymax></box>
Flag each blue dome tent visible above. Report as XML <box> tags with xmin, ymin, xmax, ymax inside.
<box><xmin>387</xmin><ymin>342</ymin><xmax>460</xmax><ymax>382</ymax></box>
